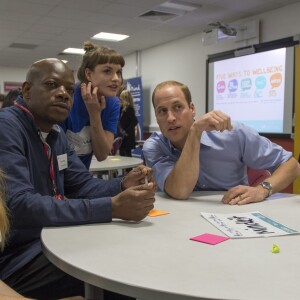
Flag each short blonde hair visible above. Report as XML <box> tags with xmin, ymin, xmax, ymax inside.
<box><xmin>0</xmin><ymin>169</ymin><xmax>8</xmax><ymax>251</ymax></box>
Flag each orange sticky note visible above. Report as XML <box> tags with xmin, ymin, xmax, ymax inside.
<box><xmin>148</xmin><ymin>209</ymin><xmax>170</xmax><ymax>217</ymax></box>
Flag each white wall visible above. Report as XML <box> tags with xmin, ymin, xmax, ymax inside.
<box><xmin>123</xmin><ymin>52</ymin><xmax>139</xmax><ymax>79</ymax></box>
<box><xmin>123</xmin><ymin>2</ymin><xmax>300</xmax><ymax>131</ymax></box>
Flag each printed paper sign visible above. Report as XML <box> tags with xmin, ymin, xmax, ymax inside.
<box><xmin>201</xmin><ymin>211</ymin><xmax>299</xmax><ymax>238</ymax></box>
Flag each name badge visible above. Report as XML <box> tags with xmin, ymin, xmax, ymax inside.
<box><xmin>57</xmin><ymin>153</ymin><xmax>68</xmax><ymax>171</ymax></box>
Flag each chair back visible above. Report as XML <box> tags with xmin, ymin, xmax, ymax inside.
<box><xmin>247</xmin><ymin>167</ymin><xmax>271</xmax><ymax>187</ymax></box>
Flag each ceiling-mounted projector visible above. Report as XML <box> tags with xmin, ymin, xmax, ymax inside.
<box><xmin>205</xmin><ymin>21</ymin><xmax>237</xmax><ymax>36</ymax></box>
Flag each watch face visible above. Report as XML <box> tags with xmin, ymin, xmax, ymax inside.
<box><xmin>260</xmin><ymin>181</ymin><xmax>272</xmax><ymax>197</ymax></box>
<box><xmin>261</xmin><ymin>182</ymin><xmax>271</xmax><ymax>189</ymax></box>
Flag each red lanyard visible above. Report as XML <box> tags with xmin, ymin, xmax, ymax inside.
<box><xmin>42</xmin><ymin>141</ymin><xmax>62</xmax><ymax>200</ymax></box>
<box><xmin>14</xmin><ymin>102</ymin><xmax>63</xmax><ymax>200</ymax></box>
<box><xmin>14</xmin><ymin>102</ymin><xmax>33</xmax><ymax>117</ymax></box>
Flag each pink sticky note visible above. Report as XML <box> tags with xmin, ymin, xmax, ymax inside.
<box><xmin>190</xmin><ymin>233</ymin><xmax>229</xmax><ymax>245</ymax></box>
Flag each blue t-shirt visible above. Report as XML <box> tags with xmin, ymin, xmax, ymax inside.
<box><xmin>60</xmin><ymin>83</ymin><xmax>120</xmax><ymax>168</ymax></box>
<box><xmin>143</xmin><ymin>122</ymin><xmax>292</xmax><ymax>192</ymax></box>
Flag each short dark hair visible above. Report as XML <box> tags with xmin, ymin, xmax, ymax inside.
<box><xmin>152</xmin><ymin>81</ymin><xmax>192</xmax><ymax>108</ymax></box>
<box><xmin>3</xmin><ymin>88</ymin><xmax>22</xmax><ymax>108</ymax></box>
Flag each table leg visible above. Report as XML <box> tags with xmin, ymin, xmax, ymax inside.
<box><xmin>108</xmin><ymin>170</ymin><xmax>114</xmax><ymax>180</ymax></box>
<box><xmin>84</xmin><ymin>282</ymin><xmax>104</xmax><ymax>300</ymax></box>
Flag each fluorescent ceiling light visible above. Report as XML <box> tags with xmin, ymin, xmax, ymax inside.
<box><xmin>62</xmin><ymin>48</ymin><xmax>85</xmax><ymax>55</ymax></box>
<box><xmin>61</xmin><ymin>60</ymin><xmax>68</xmax><ymax>63</ymax></box>
<box><xmin>92</xmin><ymin>32</ymin><xmax>129</xmax><ymax>42</ymax></box>
<box><xmin>159</xmin><ymin>1</ymin><xmax>199</xmax><ymax>12</ymax></box>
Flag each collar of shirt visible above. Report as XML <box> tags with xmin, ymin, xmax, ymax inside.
<box><xmin>163</xmin><ymin>130</ymin><xmax>215</xmax><ymax>154</ymax></box>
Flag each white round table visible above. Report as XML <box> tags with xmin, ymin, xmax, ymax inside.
<box><xmin>89</xmin><ymin>155</ymin><xmax>143</xmax><ymax>179</ymax></box>
<box><xmin>42</xmin><ymin>192</ymin><xmax>300</xmax><ymax>300</ymax></box>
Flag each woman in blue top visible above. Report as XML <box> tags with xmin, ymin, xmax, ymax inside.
<box><xmin>61</xmin><ymin>42</ymin><xmax>125</xmax><ymax>169</ymax></box>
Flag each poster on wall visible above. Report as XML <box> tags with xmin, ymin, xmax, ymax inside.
<box><xmin>4</xmin><ymin>82</ymin><xmax>23</xmax><ymax>93</ymax></box>
<box><xmin>125</xmin><ymin>77</ymin><xmax>144</xmax><ymax>140</ymax></box>
<box><xmin>125</xmin><ymin>76</ymin><xmax>144</xmax><ymax>158</ymax></box>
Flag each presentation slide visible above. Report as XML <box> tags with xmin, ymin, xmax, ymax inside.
<box><xmin>212</xmin><ymin>48</ymin><xmax>287</xmax><ymax>133</ymax></box>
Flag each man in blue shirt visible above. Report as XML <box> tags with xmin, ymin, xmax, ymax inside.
<box><xmin>143</xmin><ymin>80</ymin><xmax>300</xmax><ymax>204</ymax></box>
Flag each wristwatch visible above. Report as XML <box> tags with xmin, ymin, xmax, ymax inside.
<box><xmin>259</xmin><ymin>181</ymin><xmax>273</xmax><ymax>198</ymax></box>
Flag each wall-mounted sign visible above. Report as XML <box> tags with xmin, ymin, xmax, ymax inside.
<box><xmin>4</xmin><ymin>82</ymin><xmax>23</xmax><ymax>93</ymax></box>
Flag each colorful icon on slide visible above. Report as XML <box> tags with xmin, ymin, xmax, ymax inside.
<box><xmin>255</xmin><ymin>76</ymin><xmax>267</xmax><ymax>89</ymax></box>
<box><xmin>216</xmin><ymin>81</ymin><xmax>226</xmax><ymax>93</ymax></box>
<box><xmin>241</xmin><ymin>78</ymin><xmax>252</xmax><ymax>91</ymax></box>
<box><xmin>228</xmin><ymin>79</ymin><xmax>238</xmax><ymax>92</ymax></box>
<box><xmin>270</xmin><ymin>73</ymin><xmax>282</xmax><ymax>88</ymax></box>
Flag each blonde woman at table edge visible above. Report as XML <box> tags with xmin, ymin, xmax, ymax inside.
<box><xmin>0</xmin><ymin>169</ymin><xmax>27</xmax><ymax>299</ymax></box>
<box><xmin>0</xmin><ymin>170</ymin><xmax>83</xmax><ymax>300</ymax></box>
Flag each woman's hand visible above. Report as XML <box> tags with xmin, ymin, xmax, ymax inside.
<box><xmin>81</xmin><ymin>82</ymin><xmax>106</xmax><ymax>115</ymax></box>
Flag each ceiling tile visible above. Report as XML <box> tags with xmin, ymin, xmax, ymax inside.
<box><xmin>0</xmin><ymin>0</ymin><xmax>299</xmax><ymax>69</ymax></box>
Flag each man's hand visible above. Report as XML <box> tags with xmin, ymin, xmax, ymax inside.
<box><xmin>112</xmin><ymin>183</ymin><xmax>156</xmax><ymax>222</ymax></box>
<box><xmin>121</xmin><ymin>165</ymin><xmax>156</xmax><ymax>190</ymax></box>
<box><xmin>81</xmin><ymin>82</ymin><xmax>106</xmax><ymax>115</ymax></box>
<box><xmin>192</xmin><ymin>110</ymin><xmax>233</xmax><ymax>134</ymax></box>
<box><xmin>222</xmin><ymin>185</ymin><xmax>268</xmax><ymax>205</ymax></box>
